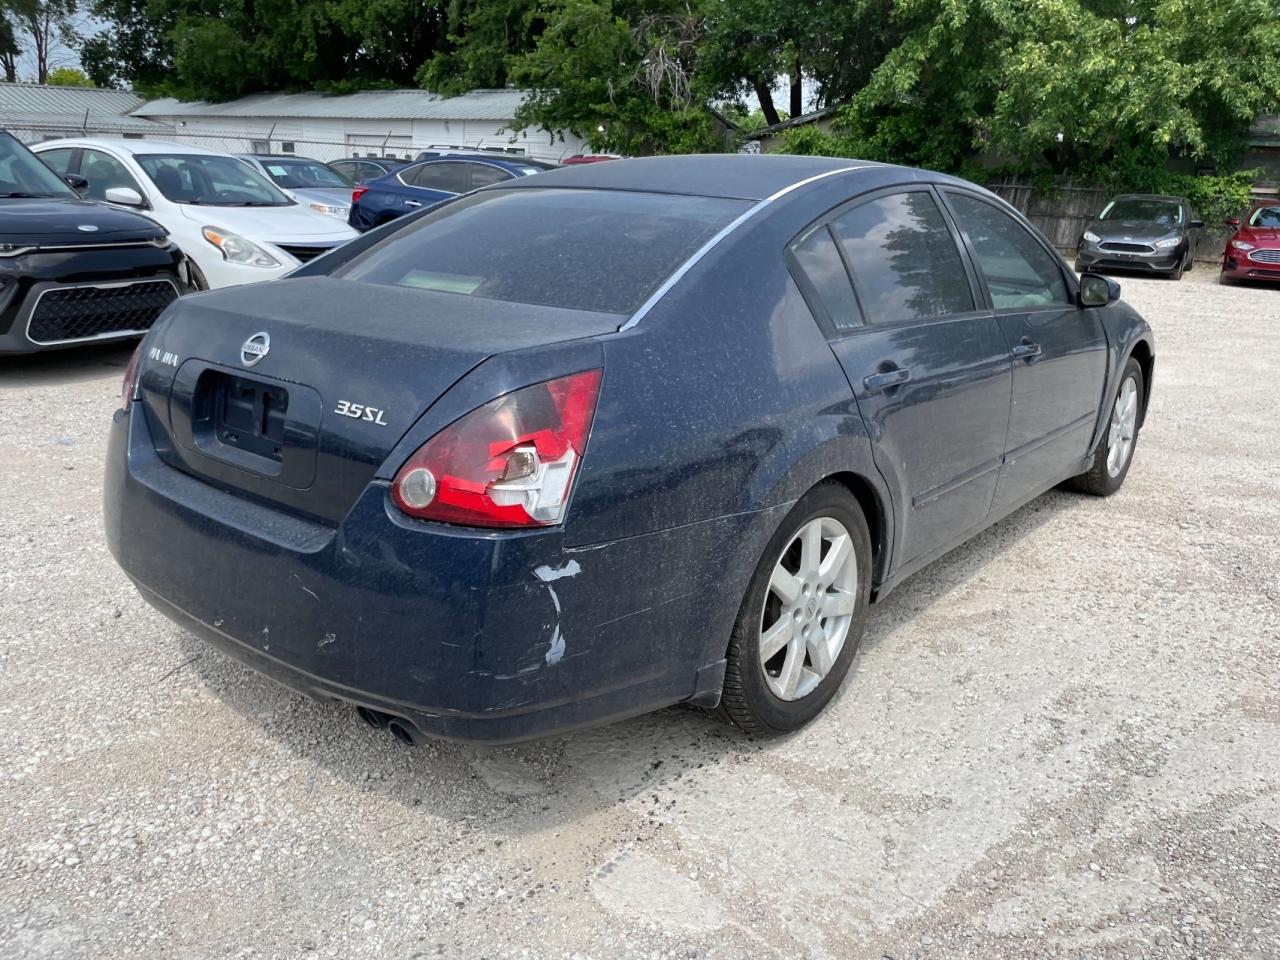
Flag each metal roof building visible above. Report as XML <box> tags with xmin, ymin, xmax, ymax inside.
<box><xmin>131</xmin><ymin>88</ymin><xmax>585</xmax><ymax>163</ymax></box>
<box><xmin>0</xmin><ymin>82</ymin><xmax>173</xmax><ymax>141</ymax></box>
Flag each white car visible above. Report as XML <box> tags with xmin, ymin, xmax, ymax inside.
<box><xmin>32</xmin><ymin>138</ymin><xmax>357</xmax><ymax>289</ymax></box>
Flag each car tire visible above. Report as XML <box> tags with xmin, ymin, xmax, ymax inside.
<box><xmin>1065</xmin><ymin>357</ymin><xmax>1144</xmax><ymax>497</ymax></box>
<box><xmin>1184</xmin><ymin>253</ymin><xmax>1194</xmax><ymax>272</ymax></box>
<box><xmin>717</xmin><ymin>483</ymin><xmax>872</xmax><ymax>736</ymax></box>
<box><xmin>1219</xmin><ymin>271</ymin><xmax>1234</xmax><ymax>285</ymax></box>
<box><xmin>1168</xmin><ymin>257</ymin><xmax>1185</xmax><ymax>281</ymax></box>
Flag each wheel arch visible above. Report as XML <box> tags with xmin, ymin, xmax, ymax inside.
<box><xmin>823</xmin><ymin>471</ymin><xmax>891</xmax><ymax>592</ymax></box>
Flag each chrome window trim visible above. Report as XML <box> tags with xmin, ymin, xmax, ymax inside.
<box><xmin>24</xmin><ymin>277</ymin><xmax>179</xmax><ymax>346</ymax></box>
<box><xmin>619</xmin><ymin>166</ymin><xmax>873</xmax><ymax>332</ymax></box>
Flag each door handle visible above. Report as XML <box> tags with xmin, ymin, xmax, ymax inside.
<box><xmin>404</xmin><ymin>200</ymin><xmax>422</xmax><ymax>207</ymax></box>
<box><xmin>1011</xmin><ymin>338</ymin><xmax>1042</xmax><ymax>360</ymax></box>
<box><xmin>863</xmin><ymin>367</ymin><xmax>911</xmax><ymax>393</ymax></box>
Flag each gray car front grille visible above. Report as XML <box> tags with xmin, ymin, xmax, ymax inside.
<box><xmin>1099</xmin><ymin>241</ymin><xmax>1156</xmax><ymax>254</ymax></box>
<box><xmin>1248</xmin><ymin>248</ymin><xmax>1280</xmax><ymax>264</ymax></box>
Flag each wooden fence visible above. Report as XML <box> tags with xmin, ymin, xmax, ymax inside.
<box><xmin>986</xmin><ymin>179</ymin><xmax>1230</xmax><ymax>263</ymax></box>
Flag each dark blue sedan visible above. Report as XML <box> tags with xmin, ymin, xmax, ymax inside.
<box><xmin>105</xmin><ymin>156</ymin><xmax>1154</xmax><ymax>744</ymax></box>
<box><xmin>348</xmin><ymin>155</ymin><xmax>557</xmax><ymax>231</ymax></box>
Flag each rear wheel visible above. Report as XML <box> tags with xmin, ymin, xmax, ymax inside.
<box><xmin>718</xmin><ymin>483</ymin><xmax>872</xmax><ymax>735</ymax></box>
<box><xmin>1065</xmin><ymin>357</ymin><xmax>1143</xmax><ymax>497</ymax></box>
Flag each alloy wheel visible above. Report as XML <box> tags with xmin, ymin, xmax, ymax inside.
<box><xmin>1107</xmin><ymin>376</ymin><xmax>1139</xmax><ymax>477</ymax></box>
<box><xmin>759</xmin><ymin>516</ymin><xmax>859</xmax><ymax>701</ymax></box>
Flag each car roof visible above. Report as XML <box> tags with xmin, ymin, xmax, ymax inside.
<box><xmin>32</xmin><ymin>137</ymin><xmax>237</xmax><ymax>157</ymax></box>
<box><xmin>496</xmin><ymin>154</ymin><xmax>882</xmax><ymax>201</ymax></box>
<box><xmin>408</xmin><ymin>154</ymin><xmax>545</xmax><ymax>172</ymax></box>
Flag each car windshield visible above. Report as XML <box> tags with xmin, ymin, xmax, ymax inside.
<box><xmin>1099</xmin><ymin>198</ymin><xmax>1183</xmax><ymax>226</ymax></box>
<box><xmin>137</xmin><ymin>153</ymin><xmax>292</xmax><ymax>206</ymax></box>
<box><xmin>335</xmin><ymin>188</ymin><xmax>750</xmax><ymax>315</ymax></box>
<box><xmin>255</xmin><ymin>158</ymin><xmax>352</xmax><ymax>189</ymax></box>
<box><xmin>0</xmin><ymin>133</ymin><xmax>76</xmax><ymax>199</ymax></box>
<box><xmin>1249</xmin><ymin>206</ymin><xmax>1280</xmax><ymax>228</ymax></box>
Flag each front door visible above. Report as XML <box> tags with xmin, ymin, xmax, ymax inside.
<box><xmin>940</xmin><ymin>189</ymin><xmax>1109</xmax><ymax>511</ymax></box>
<box><xmin>790</xmin><ymin>187</ymin><xmax>1013</xmax><ymax>570</ymax></box>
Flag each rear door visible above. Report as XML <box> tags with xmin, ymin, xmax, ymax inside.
<box><xmin>940</xmin><ymin>189</ymin><xmax>1108</xmax><ymax>510</ymax></box>
<box><xmin>793</xmin><ymin>187</ymin><xmax>1013</xmax><ymax>569</ymax></box>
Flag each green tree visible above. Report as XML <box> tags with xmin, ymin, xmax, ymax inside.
<box><xmin>826</xmin><ymin>0</ymin><xmax>1280</xmax><ymax>176</ymax></box>
<box><xmin>697</xmin><ymin>0</ymin><xmax>901</xmax><ymax>125</ymax></box>
<box><xmin>0</xmin><ymin>10</ymin><xmax>20</xmax><ymax>82</ymax></box>
<box><xmin>417</xmin><ymin>0</ymin><xmax>542</xmax><ymax>94</ymax></box>
<box><xmin>6</xmin><ymin>0</ymin><xmax>78</xmax><ymax>83</ymax></box>
<box><xmin>506</xmin><ymin>0</ymin><xmax>724</xmax><ymax>155</ymax></box>
<box><xmin>81</xmin><ymin>0</ymin><xmax>177</xmax><ymax>92</ymax></box>
<box><xmin>45</xmin><ymin>63</ymin><xmax>90</xmax><ymax>84</ymax></box>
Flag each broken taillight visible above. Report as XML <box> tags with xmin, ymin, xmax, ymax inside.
<box><xmin>391</xmin><ymin>369</ymin><xmax>602</xmax><ymax>528</ymax></box>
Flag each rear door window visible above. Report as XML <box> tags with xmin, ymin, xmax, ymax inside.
<box><xmin>945</xmin><ymin>192</ymin><xmax>1070</xmax><ymax>308</ymax></box>
<box><xmin>790</xmin><ymin>225</ymin><xmax>862</xmax><ymax>332</ymax></box>
<box><xmin>404</xmin><ymin>162</ymin><xmax>472</xmax><ymax>193</ymax></box>
<box><xmin>335</xmin><ymin>188</ymin><xmax>749</xmax><ymax>316</ymax></box>
<box><xmin>79</xmin><ymin>149</ymin><xmax>144</xmax><ymax>202</ymax></box>
<box><xmin>468</xmin><ymin>164</ymin><xmax>515</xmax><ymax>189</ymax></box>
<box><xmin>831</xmin><ymin>191</ymin><xmax>975</xmax><ymax>325</ymax></box>
<box><xmin>39</xmin><ymin>148</ymin><xmax>76</xmax><ymax>176</ymax></box>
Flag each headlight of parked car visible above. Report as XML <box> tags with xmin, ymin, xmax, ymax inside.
<box><xmin>1231</xmin><ymin>239</ymin><xmax>1255</xmax><ymax>251</ymax></box>
<box><xmin>1082</xmin><ymin>230</ymin><xmax>1101</xmax><ymax>243</ymax></box>
<box><xmin>1154</xmin><ymin>237</ymin><xmax>1181</xmax><ymax>248</ymax></box>
<box><xmin>201</xmin><ymin>226</ymin><xmax>282</xmax><ymax>267</ymax></box>
<box><xmin>308</xmin><ymin>202</ymin><xmax>351</xmax><ymax>219</ymax></box>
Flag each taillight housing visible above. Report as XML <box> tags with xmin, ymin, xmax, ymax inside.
<box><xmin>121</xmin><ymin>340</ymin><xmax>144</xmax><ymax>410</ymax></box>
<box><xmin>391</xmin><ymin>369</ymin><xmax>602</xmax><ymax>529</ymax></box>
<box><xmin>351</xmin><ymin>185</ymin><xmax>368</xmax><ymax>205</ymax></box>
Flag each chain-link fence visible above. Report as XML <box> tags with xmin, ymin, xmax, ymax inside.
<box><xmin>3</xmin><ymin>118</ymin><xmax>580</xmax><ymax>164</ymax></box>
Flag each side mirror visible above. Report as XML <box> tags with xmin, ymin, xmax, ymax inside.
<box><xmin>64</xmin><ymin>173</ymin><xmax>88</xmax><ymax>192</ymax></box>
<box><xmin>1078</xmin><ymin>272</ymin><xmax>1120</xmax><ymax>308</ymax></box>
<box><xmin>1225</xmin><ymin>217</ymin><xmax>1240</xmax><ymax>227</ymax></box>
<box><xmin>1189</xmin><ymin>219</ymin><xmax>1205</xmax><ymax>230</ymax></box>
<box><xmin>104</xmin><ymin>186</ymin><xmax>145</xmax><ymax>207</ymax></box>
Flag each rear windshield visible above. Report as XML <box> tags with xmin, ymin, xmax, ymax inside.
<box><xmin>335</xmin><ymin>188</ymin><xmax>750</xmax><ymax>315</ymax></box>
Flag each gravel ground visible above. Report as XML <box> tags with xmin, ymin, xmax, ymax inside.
<box><xmin>1</xmin><ymin>269</ymin><xmax>1277</xmax><ymax>960</ymax></box>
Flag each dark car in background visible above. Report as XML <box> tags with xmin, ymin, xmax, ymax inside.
<box><xmin>348</xmin><ymin>155</ymin><xmax>556</xmax><ymax>231</ymax></box>
<box><xmin>1219</xmin><ymin>201</ymin><xmax>1280</xmax><ymax>285</ymax></box>
<box><xmin>105</xmin><ymin>156</ymin><xmax>1154</xmax><ymax>745</ymax></box>
<box><xmin>0</xmin><ymin>130</ymin><xmax>185</xmax><ymax>355</ymax></box>
<box><xmin>327</xmin><ymin>157</ymin><xmax>410</xmax><ymax>184</ymax></box>
<box><xmin>1075</xmin><ymin>193</ymin><xmax>1203</xmax><ymax>280</ymax></box>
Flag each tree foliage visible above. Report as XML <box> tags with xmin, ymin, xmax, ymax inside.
<box><xmin>46</xmin><ymin>63</ymin><xmax>90</xmax><ymax>84</ymax></box>
<box><xmin>75</xmin><ymin>0</ymin><xmax>1280</xmax><ymax>169</ymax></box>
<box><xmin>4</xmin><ymin>0</ymin><xmax>78</xmax><ymax>83</ymax></box>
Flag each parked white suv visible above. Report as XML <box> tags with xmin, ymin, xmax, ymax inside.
<box><xmin>33</xmin><ymin>138</ymin><xmax>357</xmax><ymax>289</ymax></box>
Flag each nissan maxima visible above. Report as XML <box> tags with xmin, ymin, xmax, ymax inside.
<box><xmin>105</xmin><ymin>156</ymin><xmax>1155</xmax><ymax>744</ymax></box>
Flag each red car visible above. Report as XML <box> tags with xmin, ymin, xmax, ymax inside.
<box><xmin>1221</xmin><ymin>201</ymin><xmax>1280</xmax><ymax>284</ymax></box>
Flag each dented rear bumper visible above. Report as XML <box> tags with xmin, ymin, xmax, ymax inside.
<box><xmin>105</xmin><ymin>406</ymin><xmax>758</xmax><ymax>743</ymax></box>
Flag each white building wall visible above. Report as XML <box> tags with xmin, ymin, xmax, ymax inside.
<box><xmin>135</xmin><ymin>113</ymin><xmax>587</xmax><ymax>163</ymax></box>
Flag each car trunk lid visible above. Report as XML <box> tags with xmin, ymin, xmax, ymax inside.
<box><xmin>140</xmin><ymin>276</ymin><xmax>621</xmax><ymax>523</ymax></box>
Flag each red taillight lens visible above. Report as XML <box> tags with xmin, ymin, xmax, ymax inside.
<box><xmin>352</xmin><ymin>186</ymin><xmax>368</xmax><ymax>205</ymax></box>
<box><xmin>391</xmin><ymin>369</ymin><xmax>603</xmax><ymax>528</ymax></box>
<box><xmin>121</xmin><ymin>340</ymin><xmax>144</xmax><ymax>410</ymax></box>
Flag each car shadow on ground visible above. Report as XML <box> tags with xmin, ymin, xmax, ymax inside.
<box><xmin>174</xmin><ymin>484</ymin><xmax>1085</xmax><ymax>833</ymax></box>
<box><xmin>0</xmin><ymin>340</ymin><xmax>136</xmax><ymax>388</ymax></box>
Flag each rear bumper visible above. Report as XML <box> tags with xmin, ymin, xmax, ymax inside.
<box><xmin>105</xmin><ymin>407</ymin><xmax>758</xmax><ymax>743</ymax></box>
